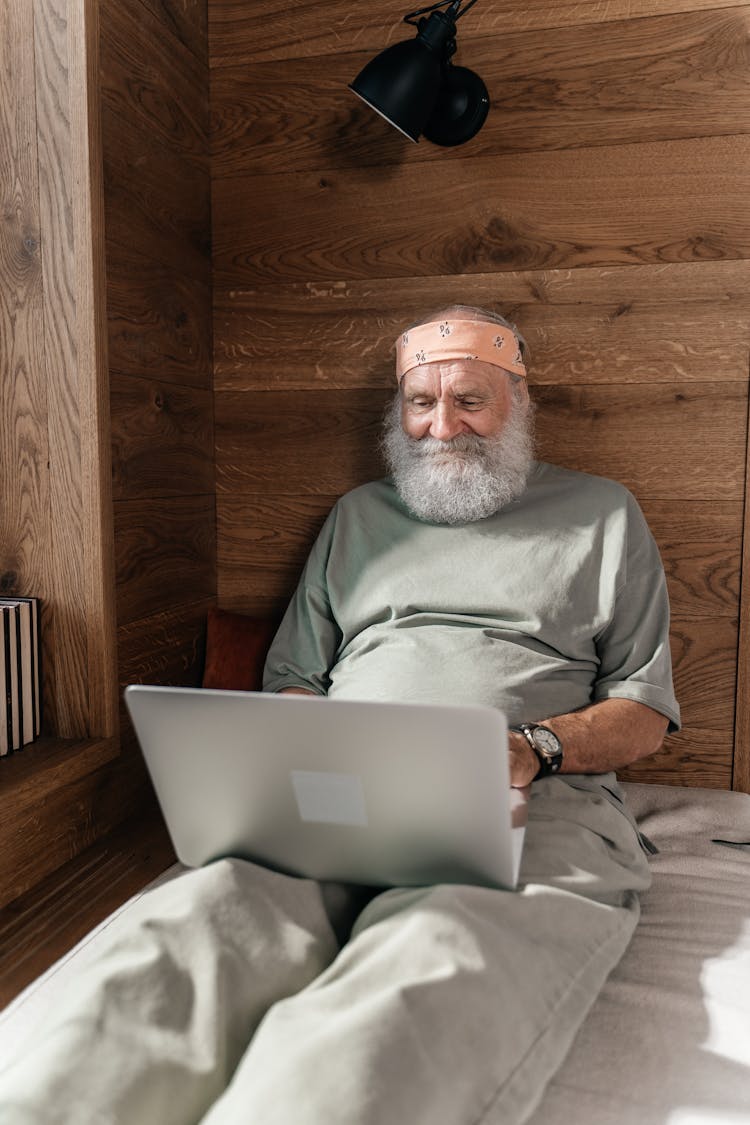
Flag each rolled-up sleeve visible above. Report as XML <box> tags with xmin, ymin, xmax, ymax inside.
<box><xmin>262</xmin><ymin>506</ymin><xmax>342</xmax><ymax>696</ymax></box>
<box><xmin>593</xmin><ymin>496</ymin><xmax>681</xmax><ymax>732</ymax></box>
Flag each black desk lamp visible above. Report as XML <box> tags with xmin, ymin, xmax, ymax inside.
<box><xmin>349</xmin><ymin>0</ymin><xmax>488</xmax><ymax>146</ymax></box>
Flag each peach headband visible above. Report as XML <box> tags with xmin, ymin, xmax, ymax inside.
<box><xmin>395</xmin><ymin>320</ymin><xmax>527</xmax><ymax>383</ymax></box>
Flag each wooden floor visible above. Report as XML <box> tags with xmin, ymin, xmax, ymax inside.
<box><xmin>0</xmin><ymin>814</ymin><xmax>176</xmax><ymax>1008</ymax></box>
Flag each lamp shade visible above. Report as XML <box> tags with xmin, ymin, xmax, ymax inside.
<box><xmin>349</xmin><ymin>38</ymin><xmax>444</xmax><ymax>143</ymax></box>
<box><xmin>349</xmin><ymin>8</ymin><xmax>490</xmax><ymax>147</ymax></box>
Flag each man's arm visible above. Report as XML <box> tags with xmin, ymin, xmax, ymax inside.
<box><xmin>508</xmin><ymin>698</ymin><xmax>669</xmax><ymax>788</ymax></box>
<box><xmin>278</xmin><ymin>687</ymin><xmax>317</xmax><ymax>696</ymax></box>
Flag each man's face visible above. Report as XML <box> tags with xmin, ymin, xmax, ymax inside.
<box><xmin>400</xmin><ymin>360</ymin><xmax>518</xmax><ymax>443</ymax></box>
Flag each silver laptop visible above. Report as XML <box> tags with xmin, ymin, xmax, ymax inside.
<box><xmin>125</xmin><ymin>686</ymin><xmax>528</xmax><ymax>890</ymax></box>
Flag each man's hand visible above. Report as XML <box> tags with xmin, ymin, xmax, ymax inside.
<box><xmin>508</xmin><ymin>731</ymin><xmax>539</xmax><ymax>788</ymax></box>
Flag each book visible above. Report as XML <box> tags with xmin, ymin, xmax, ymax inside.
<box><xmin>0</xmin><ymin>596</ymin><xmax>42</xmax><ymax>752</ymax></box>
<box><xmin>0</xmin><ymin>605</ymin><xmax>21</xmax><ymax>752</ymax></box>
<box><xmin>0</xmin><ymin>609</ymin><xmax>12</xmax><ymax>756</ymax></box>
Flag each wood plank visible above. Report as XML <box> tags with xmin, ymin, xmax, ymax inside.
<box><xmin>212</xmin><ymin>7</ymin><xmax>750</xmax><ymax>175</ymax></box>
<box><xmin>0</xmin><ymin>812</ymin><xmax>176</xmax><ymax>1007</ymax></box>
<box><xmin>133</xmin><ymin>0</ymin><xmax>207</xmax><ymax>67</ymax></box>
<box><xmin>0</xmin><ymin>1</ymin><xmax>54</xmax><ymax>725</ymax></box>
<box><xmin>214</xmin><ymin>267</ymin><xmax>750</xmax><ymax>390</ymax></box>
<box><xmin>37</xmin><ymin>0</ymin><xmax>89</xmax><ymax>734</ymax></box>
<box><xmin>732</xmin><ymin>380</ymin><xmax>750</xmax><ymax>792</ymax></box>
<box><xmin>212</xmin><ymin>134</ymin><xmax>750</xmax><ymax>284</ymax></box>
<box><xmin>215</xmin><ymin>383</ymin><xmax>747</xmax><ymax>501</ymax></box>
<box><xmin>118</xmin><ymin>598</ymin><xmax>212</xmax><ymax>688</ymax></box>
<box><xmin>618</xmin><ymin>728</ymin><xmax>733</xmax><ymax>788</ymax></box>
<box><xmin>69</xmin><ymin>0</ymin><xmax>120</xmax><ymax>739</ymax></box>
<box><xmin>118</xmin><ymin>598</ymin><xmax>213</xmax><ymax>756</ymax></box>
<box><xmin>0</xmin><ymin>735</ymin><xmax>120</xmax><ymax>908</ymax></box>
<box><xmin>103</xmin><ymin>104</ymin><xmax>211</xmax><ymax>281</ymax></box>
<box><xmin>533</xmin><ymin>383</ymin><xmax>747</xmax><ymax>501</ymax></box>
<box><xmin>107</xmin><ymin>243</ymin><xmax>212</xmax><ymax>387</ymax></box>
<box><xmin>110</xmin><ymin>375</ymin><xmax>214</xmax><ymax>501</ymax></box>
<box><xmin>217</xmin><ymin>494</ymin><xmax>339</xmax><ymax>609</ymax></box>
<box><xmin>100</xmin><ymin>0</ymin><xmax>209</xmax><ymax>169</ymax></box>
<box><xmin>208</xmin><ymin>0</ymin><xmax>750</xmax><ymax>66</ymax></box>
<box><xmin>113</xmin><ymin>495</ymin><xmax>216</xmax><ymax>626</ymax></box>
<box><xmin>217</xmin><ymin>495</ymin><xmax>742</xmax><ymax>621</ymax></box>
<box><xmin>670</xmin><ymin>615</ymin><xmax>738</xmax><ymax>733</ymax></box>
<box><xmin>641</xmin><ymin>500</ymin><xmax>742</xmax><ymax>619</ymax></box>
<box><xmin>215</xmin><ymin>389</ymin><xmax>390</xmax><ymax>495</ymax></box>
<box><xmin>34</xmin><ymin>0</ymin><xmax>119</xmax><ymax>738</ymax></box>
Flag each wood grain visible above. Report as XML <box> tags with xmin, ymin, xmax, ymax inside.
<box><xmin>214</xmin><ymin>383</ymin><xmax>747</xmax><ymax>501</ymax></box>
<box><xmin>0</xmin><ymin>736</ymin><xmax>119</xmax><ymax>907</ymax></box>
<box><xmin>215</xmin><ymin>389</ymin><xmax>391</xmax><ymax>495</ymax></box>
<box><xmin>118</xmin><ymin>598</ymin><xmax>213</xmax><ymax>751</ymax></box>
<box><xmin>640</xmin><ymin>500</ymin><xmax>742</xmax><ymax>619</ymax></box>
<box><xmin>217</xmin><ymin>494</ymin><xmax>340</xmax><ymax>610</ymax></box>
<box><xmin>100</xmin><ymin>0</ymin><xmax>209</xmax><ymax>169</ymax></box>
<box><xmin>213</xmin><ymin>263</ymin><xmax>750</xmax><ymax>390</ymax></box>
<box><xmin>103</xmin><ymin>110</ymin><xmax>211</xmax><ymax>280</ymax></box>
<box><xmin>38</xmin><ymin>0</ymin><xmax>89</xmax><ymax>722</ymax></box>
<box><xmin>69</xmin><ymin>0</ymin><xmax>120</xmax><ymax>739</ymax></box>
<box><xmin>732</xmin><ymin>386</ymin><xmax>750</xmax><ymax>793</ymax></box>
<box><xmin>670</xmin><ymin>616</ymin><xmax>738</xmax><ymax>733</ymax></box>
<box><xmin>212</xmin><ymin>134</ymin><xmax>750</xmax><ymax>284</ymax></box>
<box><xmin>113</xmin><ymin>496</ymin><xmax>216</xmax><ymax>626</ymax></box>
<box><xmin>118</xmin><ymin>599</ymin><xmax>212</xmax><ymax>689</ymax></box>
<box><xmin>107</xmin><ymin>244</ymin><xmax>212</xmax><ymax>387</ymax></box>
<box><xmin>533</xmin><ymin>383</ymin><xmax>747</xmax><ymax>501</ymax></box>
<box><xmin>103</xmin><ymin>0</ymin><xmax>215</xmax><ymax>797</ymax></box>
<box><xmin>139</xmin><ymin>0</ymin><xmax>207</xmax><ymax>65</ymax></box>
<box><xmin>0</xmin><ymin>1</ymin><xmax>54</xmax><ymax>725</ymax></box>
<box><xmin>208</xmin><ymin>0</ymin><xmax>750</xmax><ymax>66</ymax></box>
<box><xmin>211</xmin><ymin>7</ymin><xmax>750</xmax><ymax>175</ymax></box>
<box><xmin>110</xmin><ymin>375</ymin><xmax>214</xmax><ymax>501</ymax></box>
<box><xmin>618</xmin><ymin>729</ymin><xmax>732</xmax><ymax>788</ymax></box>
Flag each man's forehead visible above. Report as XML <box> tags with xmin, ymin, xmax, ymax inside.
<box><xmin>402</xmin><ymin>360</ymin><xmax>505</xmax><ymax>394</ymax></box>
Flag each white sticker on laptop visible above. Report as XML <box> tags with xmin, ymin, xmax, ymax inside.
<box><xmin>291</xmin><ymin>770</ymin><xmax>368</xmax><ymax>827</ymax></box>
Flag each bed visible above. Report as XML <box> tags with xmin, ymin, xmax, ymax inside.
<box><xmin>1</xmin><ymin>780</ymin><xmax>748</xmax><ymax>1122</ymax></box>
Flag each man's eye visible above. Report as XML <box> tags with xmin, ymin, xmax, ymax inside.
<box><xmin>410</xmin><ymin>398</ymin><xmax>433</xmax><ymax>408</ymax></box>
<box><xmin>458</xmin><ymin>399</ymin><xmax>482</xmax><ymax>409</ymax></box>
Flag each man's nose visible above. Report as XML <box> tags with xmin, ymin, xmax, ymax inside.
<box><xmin>429</xmin><ymin>402</ymin><xmax>464</xmax><ymax>441</ymax></box>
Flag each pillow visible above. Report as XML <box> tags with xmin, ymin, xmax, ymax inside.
<box><xmin>202</xmin><ymin>607</ymin><xmax>279</xmax><ymax>692</ymax></box>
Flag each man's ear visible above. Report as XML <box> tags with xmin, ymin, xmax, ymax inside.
<box><xmin>512</xmin><ymin>376</ymin><xmax>530</xmax><ymax>408</ymax></box>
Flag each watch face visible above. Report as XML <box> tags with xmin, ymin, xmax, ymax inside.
<box><xmin>532</xmin><ymin>727</ymin><xmax>561</xmax><ymax>758</ymax></box>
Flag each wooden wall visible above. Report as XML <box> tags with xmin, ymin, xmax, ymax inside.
<box><xmin>101</xmin><ymin>0</ymin><xmax>216</xmax><ymax>759</ymax></box>
<box><xmin>210</xmin><ymin>0</ymin><xmax>750</xmax><ymax>790</ymax></box>
<box><xmin>0</xmin><ymin>0</ymin><xmax>117</xmax><ymax>741</ymax></box>
<box><xmin>1</xmin><ymin>0</ymin><xmax>214</xmax><ymax>915</ymax></box>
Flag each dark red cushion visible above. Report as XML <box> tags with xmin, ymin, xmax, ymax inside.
<box><xmin>202</xmin><ymin>606</ymin><xmax>279</xmax><ymax>692</ymax></box>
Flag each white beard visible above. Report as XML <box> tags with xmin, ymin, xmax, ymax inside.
<box><xmin>381</xmin><ymin>392</ymin><xmax>535</xmax><ymax>525</ymax></box>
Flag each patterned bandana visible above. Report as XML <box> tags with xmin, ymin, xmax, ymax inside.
<box><xmin>395</xmin><ymin>319</ymin><xmax>527</xmax><ymax>383</ymax></box>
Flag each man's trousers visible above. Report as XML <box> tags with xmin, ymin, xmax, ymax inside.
<box><xmin>0</xmin><ymin>778</ymin><xmax>651</xmax><ymax>1125</ymax></box>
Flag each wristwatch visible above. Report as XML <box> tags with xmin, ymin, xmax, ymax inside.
<box><xmin>517</xmin><ymin>723</ymin><xmax>563</xmax><ymax>779</ymax></box>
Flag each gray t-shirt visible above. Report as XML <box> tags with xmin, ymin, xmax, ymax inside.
<box><xmin>264</xmin><ymin>462</ymin><xmax>680</xmax><ymax>742</ymax></box>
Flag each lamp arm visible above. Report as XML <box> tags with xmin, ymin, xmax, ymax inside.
<box><xmin>403</xmin><ymin>0</ymin><xmax>463</xmax><ymax>27</ymax></box>
<box><xmin>452</xmin><ymin>0</ymin><xmax>480</xmax><ymax>18</ymax></box>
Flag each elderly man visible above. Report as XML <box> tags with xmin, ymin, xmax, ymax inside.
<box><xmin>0</xmin><ymin>305</ymin><xmax>679</xmax><ymax>1125</ymax></box>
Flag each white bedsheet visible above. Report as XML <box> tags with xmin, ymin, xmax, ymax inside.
<box><xmin>2</xmin><ymin>782</ymin><xmax>749</xmax><ymax>1123</ymax></box>
<box><xmin>529</xmin><ymin>782</ymin><xmax>750</xmax><ymax>1125</ymax></box>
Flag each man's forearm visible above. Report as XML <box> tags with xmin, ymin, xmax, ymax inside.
<box><xmin>509</xmin><ymin>698</ymin><xmax>669</xmax><ymax>787</ymax></box>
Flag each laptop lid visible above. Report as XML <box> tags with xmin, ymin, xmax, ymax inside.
<box><xmin>125</xmin><ymin>686</ymin><xmax>528</xmax><ymax>890</ymax></box>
